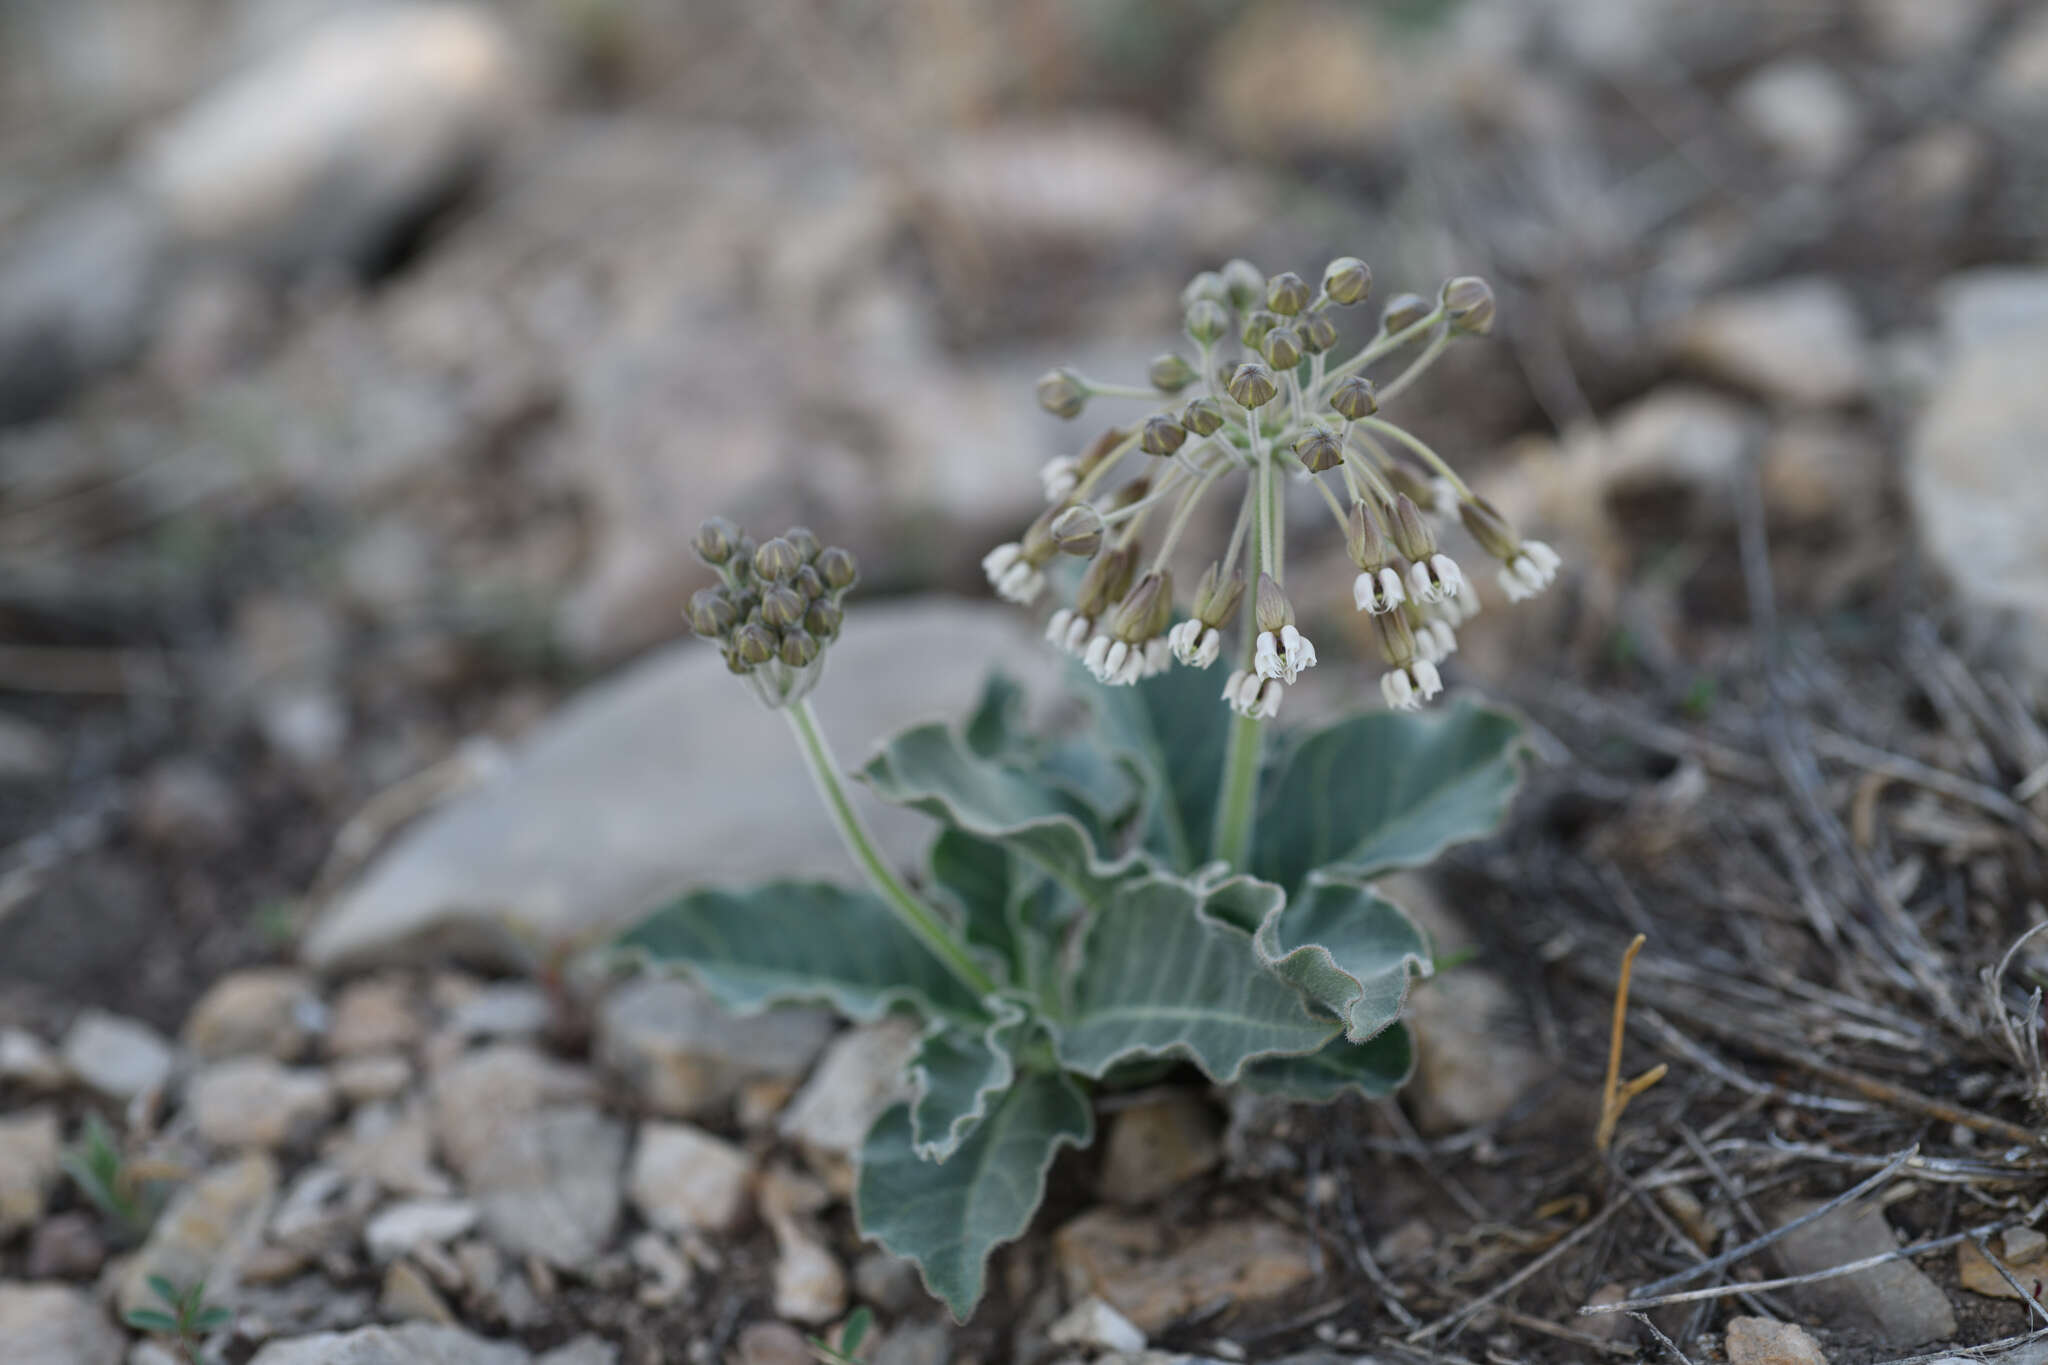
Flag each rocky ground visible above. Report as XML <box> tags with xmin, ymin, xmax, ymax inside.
<box><xmin>6</xmin><ymin>1</ymin><xmax>2048</xmax><ymax>1363</ymax></box>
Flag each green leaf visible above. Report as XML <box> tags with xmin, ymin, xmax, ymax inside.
<box><xmin>839</xmin><ymin>1306</ymin><xmax>872</xmax><ymax>1355</ymax></box>
<box><xmin>1240</xmin><ymin>1024</ymin><xmax>1415</xmax><ymax>1100</ymax></box>
<box><xmin>617</xmin><ymin>881</ymin><xmax>986</xmax><ymax>1024</ymax></box>
<box><xmin>1252</xmin><ymin>698</ymin><xmax>1526</xmax><ymax>895</ymax></box>
<box><xmin>861</xmin><ymin>722</ymin><xmax>1147</xmax><ymax>907</ymax></box>
<box><xmin>928</xmin><ymin>831</ymin><xmax>1076</xmax><ymax>998</ymax></box>
<box><xmin>146</xmin><ymin>1275</ymin><xmax>179</xmax><ymax>1305</ymax></box>
<box><xmin>193</xmin><ymin>1306</ymin><xmax>234</xmax><ymax>1329</ymax></box>
<box><xmin>1055</xmin><ymin>875</ymin><xmax>1337</xmax><ymax>1081</ymax></box>
<box><xmin>908</xmin><ymin>1003</ymin><xmax>1031</xmax><ymax>1162</ymax></box>
<box><xmin>856</xmin><ymin>1071</ymin><xmax>1093</xmax><ymax>1321</ymax></box>
<box><xmin>964</xmin><ymin>674</ymin><xmax>1027</xmax><ymax>758</ymax></box>
<box><xmin>1090</xmin><ymin>656</ymin><xmax>1232</xmax><ymax>871</ymax></box>
<box><xmin>1250</xmin><ymin>875</ymin><xmax>1431</xmax><ymax>1043</ymax></box>
<box><xmin>124</xmin><ymin>1310</ymin><xmax>180</xmax><ymax>1332</ymax></box>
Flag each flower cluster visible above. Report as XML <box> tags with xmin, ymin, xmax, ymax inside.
<box><xmin>984</xmin><ymin>258</ymin><xmax>1560</xmax><ymax>714</ymax></box>
<box><xmin>687</xmin><ymin>518</ymin><xmax>858</xmax><ymax>709</ymax></box>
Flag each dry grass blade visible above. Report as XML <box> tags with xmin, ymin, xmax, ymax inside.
<box><xmin>1596</xmin><ymin>933</ymin><xmax>1666</xmax><ymax>1153</ymax></box>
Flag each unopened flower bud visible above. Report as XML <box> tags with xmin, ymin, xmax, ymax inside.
<box><xmin>1036</xmin><ymin>367</ymin><xmax>1086</xmax><ymax>419</ymax></box>
<box><xmin>1221</xmin><ymin>258</ymin><xmax>1265</xmax><ymax>310</ymax></box>
<box><xmin>1442</xmin><ymin>275</ymin><xmax>1495</xmax><ymax>335</ymax></box>
<box><xmin>732</xmin><ymin>536</ymin><xmax>758</xmax><ymax>577</ymax></box>
<box><xmin>1300</xmin><ymin>313</ymin><xmax>1338</xmax><ymax>355</ymax></box>
<box><xmin>733</xmin><ymin>622</ymin><xmax>777</xmax><ymax>667</ymax></box>
<box><xmin>1323</xmin><ymin>256</ymin><xmax>1372</xmax><ymax>306</ymax></box>
<box><xmin>784</xmin><ymin>526</ymin><xmax>821</xmax><ymax>563</ymax></box>
<box><xmin>1076</xmin><ymin>546</ymin><xmax>1136</xmax><ymax>616</ymax></box>
<box><xmin>792</xmin><ymin>563</ymin><xmax>826</xmax><ymax>600</ymax></box>
<box><xmin>1458</xmin><ymin>495</ymin><xmax>1520</xmax><ymax>561</ymax></box>
<box><xmin>1240</xmin><ymin>308</ymin><xmax>1279</xmax><ymax>349</ymax></box>
<box><xmin>1330</xmin><ymin>375</ymin><xmax>1379</xmax><ymax>419</ymax></box>
<box><xmin>1191</xmin><ymin>561</ymin><xmax>1246</xmax><ymax>627</ymax></box>
<box><xmin>687</xmin><ymin>587</ymin><xmax>737</xmax><ymax>637</ymax></box>
<box><xmin>803</xmin><ymin>597</ymin><xmax>842</xmax><ymax>640</ymax></box>
<box><xmin>779</xmin><ymin>628</ymin><xmax>819</xmax><ymax>668</ymax></box>
<box><xmin>1265</xmin><ymin>271</ymin><xmax>1310</xmax><ymax>316</ymax></box>
<box><xmin>1294</xmin><ymin>430</ymin><xmax>1342</xmax><ymax>472</ymax></box>
<box><xmin>1375</xmin><ymin>609</ymin><xmax>1417</xmax><ymax>668</ymax></box>
<box><xmin>1389</xmin><ymin>493</ymin><xmax>1437</xmax><ymax>561</ymax></box>
<box><xmin>1149</xmin><ymin>353</ymin><xmax>1198</xmax><ymax>393</ymax></box>
<box><xmin>693</xmin><ymin>516</ymin><xmax>740</xmax><ymax>567</ymax></box>
<box><xmin>1382</xmin><ymin>292</ymin><xmax>1432</xmax><ymax>334</ymax></box>
<box><xmin>1184</xmin><ymin>298</ymin><xmax>1230</xmax><ymax>345</ymax></box>
<box><xmin>817</xmin><ymin>545</ymin><xmax>859</xmax><ymax>591</ymax></box>
<box><xmin>1254</xmin><ymin>572</ymin><xmax>1294</xmax><ymax>633</ymax></box>
<box><xmin>1262</xmin><ymin>326</ymin><xmax>1303</xmax><ymax>370</ymax></box>
<box><xmin>1181</xmin><ymin>270</ymin><xmax>1228</xmax><ymax>310</ymax></box>
<box><xmin>1227</xmin><ymin>362</ymin><xmax>1278</xmax><ymax>409</ymax></box>
<box><xmin>1049</xmin><ymin>504</ymin><xmax>1104</xmax><ymax>556</ymax></box>
<box><xmin>1346</xmin><ymin>500</ymin><xmax>1393</xmax><ymax>570</ymax></box>
<box><xmin>1110</xmin><ymin>570</ymin><xmax>1173</xmax><ymax>642</ymax></box>
<box><xmin>1181</xmin><ymin>397</ymin><xmax>1224</xmax><ymax>436</ymax></box>
<box><xmin>1140</xmin><ymin>415</ymin><xmax>1188</xmax><ymax>456</ymax></box>
<box><xmin>754</xmin><ymin>537</ymin><xmax>802</xmax><ymax>582</ymax></box>
<box><xmin>759</xmin><ymin>584</ymin><xmax>806</xmax><ymax>630</ymax></box>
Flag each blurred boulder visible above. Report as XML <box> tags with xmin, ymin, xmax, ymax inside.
<box><xmin>135</xmin><ymin>3</ymin><xmax>524</xmax><ymax>276</ymax></box>
<box><xmin>1908</xmin><ymin>313</ymin><xmax>2048</xmax><ymax>690</ymax></box>
<box><xmin>0</xmin><ymin>1282</ymin><xmax>124</xmax><ymax>1365</ymax></box>
<box><xmin>301</xmin><ymin>598</ymin><xmax>1063</xmax><ymax>971</ymax></box>
<box><xmin>1938</xmin><ymin>268</ymin><xmax>2048</xmax><ymax>351</ymax></box>
<box><xmin>1858</xmin><ymin>0</ymin><xmax>1990</xmax><ymax>62</ymax></box>
<box><xmin>1202</xmin><ymin>1</ymin><xmax>1405</xmax><ymax>157</ymax></box>
<box><xmin>1731</xmin><ymin>60</ymin><xmax>1862</xmax><ymax>177</ymax></box>
<box><xmin>1674</xmin><ymin>278</ymin><xmax>1869</xmax><ymax>409</ymax></box>
<box><xmin>1988</xmin><ymin>8</ymin><xmax>2048</xmax><ymax>116</ymax></box>
<box><xmin>1597</xmin><ymin>385</ymin><xmax>1763</xmax><ymax>535</ymax></box>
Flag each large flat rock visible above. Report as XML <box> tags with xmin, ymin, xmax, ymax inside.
<box><xmin>302</xmin><ymin>597</ymin><xmax>1062</xmax><ymax>971</ymax></box>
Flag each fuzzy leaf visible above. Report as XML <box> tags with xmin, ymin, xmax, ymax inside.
<box><xmin>964</xmin><ymin>674</ymin><xmax>1028</xmax><ymax>758</ymax></box>
<box><xmin>861</xmin><ymin>722</ymin><xmax>1146</xmax><ymax>907</ymax></box>
<box><xmin>856</xmin><ymin>1071</ymin><xmax>1093</xmax><ymax>1320</ymax></box>
<box><xmin>1251</xmin><ymin>875</ymin><xmax>1432</xmax><ymax>1043</ymax></box>
<box><xmin>928</xmin><ymin>831</ymin><xmax>1072</xmax><ymax>998</ymax></box>
<box><xmin>617</xmin><ymin>881</ymin><xmax>986</xmax><ymax>1023</ymax></box>
<box><xmin>124</xmin><ymin>1310</ymin><xmax>179</xmax><ymax>1332</ymax></box>
<box><xmin>1253</xmin><ymin>699</ymin><xmax>1526</xmax><ymax>895</ymax></box>
<box><xmin>908</xmin><ymin>1002</ymin><xmax>1031</xmax><ymax>1162</ymax></box>
<box><xmin>1090</xmin><ymin>657</ymin><xmax>1233</xmax><ymax>871</ymax></box>
<box><xmin>1055</xmin><ymin>875</ymin><xmax>1337</xmax><ymax>1080</ymax></box>
<box><xmin>1241</xmin><ymin>1024</ymin><xmax>1415</xmax><ymax>1100</ymax></box>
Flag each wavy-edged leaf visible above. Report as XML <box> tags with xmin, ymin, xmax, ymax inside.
<box><xmin>1055</xmin><ymin>875</ymin><xmax>1337</xmax><ymax>1081</ymax></box>
<box><xmin>861</xmin><ymin>722</ymin><xmax>1146</xmax><ymax>907</ymax></box>
<box><xmin>1241</xmin><ymin>1024</ymin><xmax>1414</xmax><ymax>1100</ymax></box>
<box><xmin>1091</xmin><ymin>656</ymin><xmax>1232</xmax><ymax>871</ymax></box>
<box><xmin>908</xmin><ymin>1001</ymin><xmax>1031</xmax><ymax>1162</ymax></box>
<box><xmin>856</xmin><ymin>1071</ymin><xmax>1093</xmax><ymax>1321</ymax></box>
<box><xmin>1250</xmin><ymin>875</ymin><xmax>1431</xmax><ymax>1043</ymax></box>
<box><xmin>1253</xmin><ymin>699</ymin><xmax>1526</xmax><ymax>895</ymax></box>
<box><xmin>616</xmin><ymin>881</ymin><xmax>986</xmax><ymax>1023</ymax></box>
<box><xmin>928</xmin><ymin>830</ymin><xmax>1074</xmax><ymax>1001</ymax></box>
<box><xmin>964</xmin><ymin>673</ymin><xmax>1028</xmax><ymax>758</ymax></box>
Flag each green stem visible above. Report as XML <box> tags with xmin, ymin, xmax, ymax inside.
<box><xmin>1211</xmin><ymin>453</ymin><xmax>1274</xmax><ymax>870</ymax></box>
<box><xmin>1356</xmin><ymin>416</ymin><xmax>1474</xmax><ymax>500</ymax></box>
<box><xmin>786</xmin><ymin>699</ymin><xmax>998</xmax><ymax>998</ymax></box>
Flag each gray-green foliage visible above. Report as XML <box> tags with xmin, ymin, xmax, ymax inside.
<box><xmin>618</xmin><ymin>668</ymin><xmax>1525</xmax><ymax>1319</ymax></box>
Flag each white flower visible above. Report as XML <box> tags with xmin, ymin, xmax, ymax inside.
<box><xmin>1223</xmin><ymin>669</ymin><xmax>1282</xmax><ymax>718</ymax></box>
<box><xmin>1083</xmin><ymin>634</ymin><xmax>1147</xmax><ymax>686</ymax></box>
<box><xmin>1414</xmin><ymin>619</ymin><xmax>1457</xmax><ymax>664</ymax></box>
<box><xmin>1142</xmin><ymin>638</ymin><xmax>1173</xmax><ymax>678</ymax></box>
<box><xmin>1437</xmin><ymin>579</ymin><xmax>1481</xmax><ymax>624</ymax></box>
<box><xmin>1168</xmin><ymin>619</ymin><xmax>1221</xmax><ymax>668</ymax></box>
<box><xmin>982</xmin><ymin>542</ymin><xmax>1045</xmax><ymax>604</ymax></box>
<box><xmin>1255</xmin><ymin>626</ymin><xmax>1316</xmax><ymax>682</ymax></box>
<box><xmin>1353</xmin><ymin>567</ymin><xmax>1405</xmax><ymax>615</ymax></box>
<box><xmin>1406</xmin><ymin>553</ymin><xmax>1465</xmax><ymax>604</ymax></box>
<box><xmin>1498</xmin><ymin>540</ymin><xmax>1562</xmax><ymax>602</ymax></box>
<box><xmin>1039</xmin><ymin>456</ymin><xmax>1080</xmax><ymax>502</ymax></box>
<box><xmin>1428</xmin><ymin>476</ymin><xmax>1459</xmax><ymax>516</ymax></box>
<box><xmin>1379</xmin><ymin>659</ymin><xmax>1443</xmax><ymax>711</ymax></box>
<box><xmin>1045</xmin><ymin>608</ymin><xmax>1092</xmax><ymax>656</ymax></box>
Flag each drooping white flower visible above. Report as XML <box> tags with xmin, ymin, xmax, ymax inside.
<box><xmin>1045</xmin><ymin>608</ymin><xmax>1092</xmax><ymax>656</ymax></box>
<box><xmin>1437</xmin><ymin>578</ymin><xmax>1481</xmax><ymax>625</ymax></box>
<box><xmin>1168</xmin><ymin>619</ymin><xmax>1221</xmax><ymax>668</ymax></box>
<box><xmin>1353</xmin><ymin>567</ymin><xmax>1405</xmax><ymax>615</ymax></box>
<box><xmin>1414</xmin><ymin>619</ymin><xmax>1457</xmax><ymax>664</ymax></box>
<box><xmin>1082</xmin><ymin>633</ymin><xmax>1148</xmax><ymax>686</ymax></box>
<box><xmin>1254</xmin><ymin>625</ymin><xmax>1316</xmax><ymax>683</ymax></box>
<box><xmin>1254</xmin><ymin>630</ymin><xmax>1281</xmax><ymax>679</ymax></box>
<box><xmin>1498</xmin><ymin>540</ymin><xmax>1562</xmax><ymax>602</ymax></box>
<box><xmin>1379</xmin><ymin>659</ymin><xmax>1443</xmax><ymax>711</ymax></box>
<box><xmin>1039</xmin><ymin>456</ymin><xmax>1080</xmax><ymax>503</ymax></box>
<box><xmin>1223</xmin><ymin>669</ymin><xmax>1281</xmax><ymax>718</ymax></box>
<box><xmin>1406</xmin><ymin>553</ymin><xmax>1465</xmax><ymax>604</ymax></box>
<box><xmin>982</xmin><ymin>542</ymin><xmax>1045</xmax><ymax>604</ymax></box>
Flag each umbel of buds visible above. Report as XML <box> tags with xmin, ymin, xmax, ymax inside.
<box><xmin>690</xmin><ymin>518</ymin><xmax>860</xmax><ymax>709</ymax></box>
<box><xmin>989</xmin><ymin>256</ymin><xmax>1557</xmax><ymax>715</ymax></box>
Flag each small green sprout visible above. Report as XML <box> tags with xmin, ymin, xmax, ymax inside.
<box><xmin>807</xmin><ymin>1307</ymin><xmax>872</xmax><ymax>1364</ymax></box>
<box><xmin>124</xmin><ymin>1276</ymin><xmax>232</xmax><ymax>1364</ymax></box>
<box><xmin>60</xmin><ymin>1114</ymin><xmax>158</xmax><ymax>1243</ymax></box>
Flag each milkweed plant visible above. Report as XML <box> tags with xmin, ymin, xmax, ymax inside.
<box><xmin>618</xmin><ymin>258</ymin><xmax>1554</xmax><ymax>1319</ymax></box>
